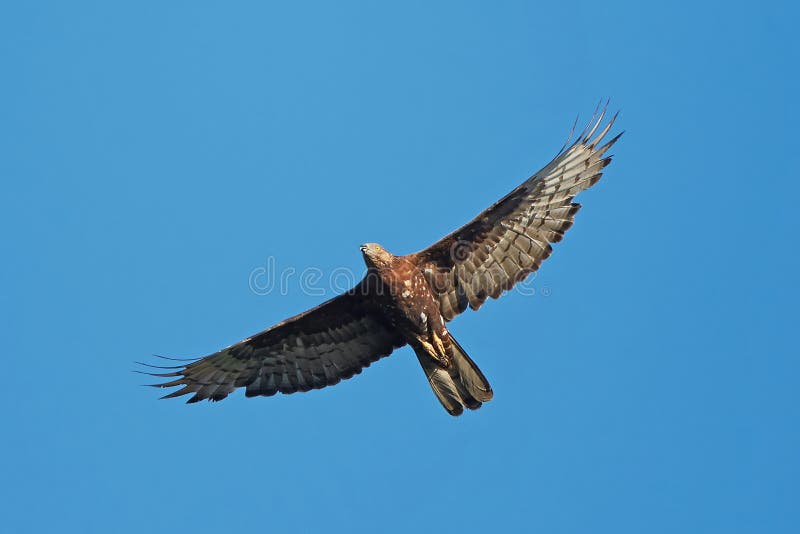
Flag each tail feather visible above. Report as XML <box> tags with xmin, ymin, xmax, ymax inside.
<box><xmin>421</xmin><ymin>362</ymin><xmax>466</xmax><ymax>416</ymax></box>
<box><xmin>449</xmin><ymin>336</ymin><xmax>493</xmax><ymax>403</ymax></box>
<box><xmin>415</xmin><ymin>335</ymin><xmax>493</xmax><ymax>416</ymax></box>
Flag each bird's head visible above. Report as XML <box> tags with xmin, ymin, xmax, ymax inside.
<box><xmin>360</xmin><ymin>242</ymin><xmax>393</xmax><ymax>268</ymax></box>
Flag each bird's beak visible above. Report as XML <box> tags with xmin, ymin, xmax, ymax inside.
<box><xmin>359</xmin><ymin>245</ymin><xmax>367</xmax><ymax>253</ymax></box>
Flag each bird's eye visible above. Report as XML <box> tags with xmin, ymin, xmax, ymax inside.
<box><xmin>374</xmin><ymin>245</ymin><xmax>381</xmax><ymax>251</ymax></box>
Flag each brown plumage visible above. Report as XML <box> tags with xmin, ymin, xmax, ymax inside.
<box><xmin>143</xmin><ymin>106</ymin><xmax>621</xmax><ymax>415</ymax></box>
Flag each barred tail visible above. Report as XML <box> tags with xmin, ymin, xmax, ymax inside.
<box><xmin>415</xmin><ymin>335</ymin><xmax>493</xmax><ymax>416</ymax></box>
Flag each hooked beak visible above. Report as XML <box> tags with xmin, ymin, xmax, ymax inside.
<box><xmin>359</xmin><ymin>245</ymin><xmax>367</xmax><ymax>253</ymax></box>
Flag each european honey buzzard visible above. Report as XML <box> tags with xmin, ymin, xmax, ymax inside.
<box><xmin>143</xmin><ymin>106</ymin><xmax>621</xmax><ymax>415</ymax></box>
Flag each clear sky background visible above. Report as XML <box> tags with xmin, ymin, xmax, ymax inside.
<box><xmin>1</xmin><ymin>1</ymin><xmax>797</xmax><ymax>533</ymax></box>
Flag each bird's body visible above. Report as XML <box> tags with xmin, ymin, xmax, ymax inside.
<box><xmin>362</xmin><ymin>245</ymin><xmax>492</xmax><ymax>414</ymax></box>
<box><xmin>143</xmin><ymin>106</ymin><xmax>621</xmax><ymax>415</ymax></box>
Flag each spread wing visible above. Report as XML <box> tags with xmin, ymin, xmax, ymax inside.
<box><xmin>411</xmin><ymin>107</ymin><xmax>621</xmax><ymax>321</ymax></box>
<box><xmin>142</xmin><ymin>280</ymin><xmax>406</xmax><ymax>403</ymax></box>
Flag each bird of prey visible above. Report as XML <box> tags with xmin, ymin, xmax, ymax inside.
<box><xmin>143</xmin><ymin>106</ymin><xmax>621</xmax><ymax>415</ymax></box>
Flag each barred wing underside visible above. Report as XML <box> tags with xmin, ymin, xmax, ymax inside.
<box><xmin>144</xmin><ymin>284</ymin><xmax>406</xmax><ymax>403</ymax></box>
<box><xmin>413</xmin><ymin>108</ymin><xmax>621</xmax><ymax>320</ymax></box>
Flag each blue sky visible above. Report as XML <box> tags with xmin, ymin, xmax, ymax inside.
<box><xmin>1</xmin><ymin>1</ymin><xmax>797</xmax><ymax>532</ymax></box>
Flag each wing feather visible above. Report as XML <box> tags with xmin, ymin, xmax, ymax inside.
<box><xmin>411</xmin><ymin>107</ymin><xmax>621</xmax><ymax>320</ymax></box>
<box><xmin>144</xmin><ymin>280</ymin><xmax>406</xmax><ymax>402</ymax></box>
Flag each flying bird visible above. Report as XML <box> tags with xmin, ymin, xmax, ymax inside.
<box><xmin>143</xmin><ymin>106</ymin><xmax>621</xmax><ymax>415</ymax></box>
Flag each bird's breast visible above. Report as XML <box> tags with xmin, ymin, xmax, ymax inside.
<box><xmin>382</xmin><ymin>269</ymin><xmax>442</xmax><ymax>337</ymax></box>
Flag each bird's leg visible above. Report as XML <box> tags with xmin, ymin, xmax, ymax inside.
<box><xmin>416</xmin><ymin>334</ymin><xmax>450</xmax><ymax>368</ymax></box>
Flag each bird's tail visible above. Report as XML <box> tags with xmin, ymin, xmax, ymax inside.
<box><xmin>415</xmin><ymin>335</ymin><xmax>493</xmax><ymax>416</ymax></box>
